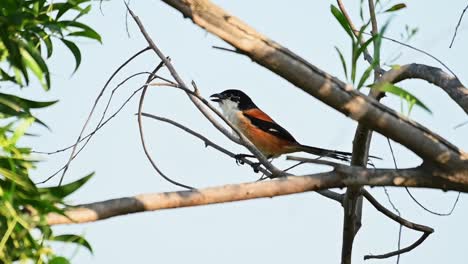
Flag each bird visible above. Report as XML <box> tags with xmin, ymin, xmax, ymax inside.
<box><xmin>210</xmin><ymin>89</ymin><xmax>356</xmax><ymax>162</ymax></box>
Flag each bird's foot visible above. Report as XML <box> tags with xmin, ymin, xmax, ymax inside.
<box><xmin>251</xmin><ymin>162</ymin><xmax>261</xmax><ymax>173</ymax></box>
<box><xmin>234</xmin><ymin>153</ymin><xmax>255</xmax><ymax>165</ymax></box>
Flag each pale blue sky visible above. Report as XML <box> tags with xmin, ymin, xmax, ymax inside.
<box><xmin>22</xmin><ymin>0</ymin><xmax>468</xmax><ymax>263</ymax></box>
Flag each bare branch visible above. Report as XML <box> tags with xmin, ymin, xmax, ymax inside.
<box><xmin>47</xmin><ymin>165</ymin><xmax>468</xmax><ymax>225</ymax></box>
<box><xmin>364</xmin><ymin>232</ymin><xmax>430</xmax><ymax>260</ymax></box>
<box><xmin>362</xmin><ymin>190</ymin><xmax>433</xmax><ymax>233</ymax></box>
<box><xmin>363</xmin><ymin>189</ymin><xmax>433</xmax><ymax>260</ymax></box>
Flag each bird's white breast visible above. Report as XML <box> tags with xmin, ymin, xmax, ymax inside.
<box><xmin>219</xmin><ymin>100</ymin><xmax>241</xmax><ymax>127</ymax></box>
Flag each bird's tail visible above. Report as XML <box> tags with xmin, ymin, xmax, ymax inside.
<box><xmin>296</xmin><ymin>144</ymin><xmax>382</xmax><ymax>162</ymax></box>
<box><xmin>296</xmin><ymin>144</ymin><xmax>353</xmax><ymax>162</ymax></box>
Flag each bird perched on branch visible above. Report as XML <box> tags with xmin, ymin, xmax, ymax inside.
<box><xmin>210</xmin><ymin>89</ymin><xmax>357</xmax><ymax>162</ymax></box>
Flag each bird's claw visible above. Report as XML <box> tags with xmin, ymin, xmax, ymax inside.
<box><xmin>234</xmin><ymin>154</ymin><xmax>246</xmax><ymax>165</ymax></box>
<box><xmin>252</xmin><ymin>162</ymin><xmax>261</xmax><ymax>173</ymax></box>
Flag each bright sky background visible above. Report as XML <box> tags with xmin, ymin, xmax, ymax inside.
<box><xmin>20</xmin><ymin>0</ymin><xmax>468</xmax><ymax>263</ymax></box>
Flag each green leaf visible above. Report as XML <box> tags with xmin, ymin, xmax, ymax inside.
<box><xmin>37</xmin><ymin>30</ymin><xmax>54</xmax><ymax>58</ymax></box>
<box><xmin>0</xmin><ymin>34</ymin><xmax>29</xmax><ymax>86</ymax></box>
<box><xmin>74</xmin><ymin>4</ymin><xmax>92</xmax><ymax>20</ymax></box>
<box><xmin>351</xmin><ymin>41</ymin><xmax>358</xmax><ymax>84</ymax></box>
<box><xmin>19</xmin><ymin>40</ymin><xmax>51</xmax><ymax>90</ymax></box>
<box><xmin>60</xmin><ymin>38</ymin><xmax>81</xmax><ymax>72</ymax></box>
<box><xmin>330</xmin><ymin>5</ymin><xmax>353</xmax><ymax>38</ymax></box>
<box><xmin>357</xmin><ymin>64</ymin><xmax>374</xmax><ymax>90</ymax></box>
<box><xmin>49</xmin><ymin>256</ymin><xmax>71</xmax><ymax>264</ymax></box>
<box><xmin>334</xmin><ymin>46</ymin><xmax>348</xmax><ymax>79</ymax></box>
<box><xmin>68</xmin><ymin>30</ymin><xmax>101</xmax><ymax>42</ymax></box>
<box><xmin>10</xmin><ymin>117</ymin><xmax>34</xmax><ymax>145</ymax></box>
<box><xmin>373</xmin><ymin>82</ymin><xmax>432</xmax><ymax>114</ymax></box>
<box><xmin>20</xmin><ymin>47</ymin><xmax>47</xmax><ymax>89</ymax></box>
<box><xmin>384</xmin><ymin>3</ymin><xmax>407</xmax><ymax>13</ymax></box>
<box><xmin>39</xmin><ymin>172</ymin><xmax>94</xmax><ymax>199</ymax></box>
<box><xmin>0</xmin><ymin>92</ymin><xmax>58</xmax><ymax>109</ymax></box>
<box><xmin>356</xmin><ymin>33</ymin><xmax>376</xmax><ymax>61</ymax></box>
<box><xmin>52</xmin><ymin>234</ymin><xmax>93</xmax><ymax>253</ymax></box>
<box><xmin>63</xmin><ymin>21</ymin><xmax>102</xmax><ymax>43</ymax></box>
<box><xmin>0</xmin><ymin>167</ymin><xmax>36</xmax><ymax>192</ymax></box>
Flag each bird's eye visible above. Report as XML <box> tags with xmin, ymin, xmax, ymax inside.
<box><xmin>230</xmin><ymin>95</ymin><xmax>240</xmax><ymax>102</ymax></box>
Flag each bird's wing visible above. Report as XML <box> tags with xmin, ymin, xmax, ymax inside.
<box><xmin>243</xmin><ymin>110</ymin><xmax>297</xmax><ymax>142</ymax></box>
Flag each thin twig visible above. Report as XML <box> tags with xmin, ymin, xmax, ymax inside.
<box><xmin>57</xmin><ymin>47</ymin><xmax>150</xmax><ymax>186</ymax></box>
<box><xmin>385</xmin><ymin>137</ymin><xmax>403</xmax><ymax>263</ymax></box>
<box><xmin>362</xmin><ymin>190</ymin><xmax>433</xmax><ymax>233</ymax></box>
<box><xmin>36</xmin><ymin>84</ymin><xmax>147</xmax><ymax>184</ymax></box>
<box><xmin>362</xmin><ymin>189</ymin><xmax>433</xmax><ymax>260</ymax></box>
<box><xmin>387</xmin><ymin>138</ymin><xmax>461</xmax><ymax>216</ymax></box>
<box><xmin>31</xmin><ymin>72</ymin><xmax>151</xmax><ymax>155</ymax></box>
<box><xmin>449</xmin><ymin>3</ymin><xmax>468</xmax><ymax>48</ymax></box>
<box><xmin>33</xmin><ymin>72</ymin><xmax>169</xmax><ymax>156</ymax></box>
<box><xmin>405</xmin><ymin>188</ymin><xmax>461</xmax><ymax>216</ymax></box>
<box><xmin>454</xmin><ymin>120</ymin><xmax>468</xmax><ymax>129</ymax></box>
<box><xmin>358</xmin><ymin>31</ymin><xmax>459</xmax><ymax>79</ymax></box>
<box><xmin>364</xmin><ymin>233</ymin><xmax>430</xmax><ymax>260</ymax></box>
<box><xmin>137</xmin><ymin>63</ymin><xmax>194</xmax><ymax>189</ymax></box>
<box><xmin>383</xmin><ymin>186</ymin><xmax>403</xmax><ymax>264</ymax></box>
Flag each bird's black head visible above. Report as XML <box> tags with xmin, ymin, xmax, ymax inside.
<box><xmin>210</xmin><ymin>89</ymin><xmax>256</xmax><ymax>110</ymax></box>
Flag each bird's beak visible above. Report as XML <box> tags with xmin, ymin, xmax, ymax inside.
<box><xmin>210</xmin><ymin>93</ymin><xmax>223</xmax><ymax>103</ymax></box>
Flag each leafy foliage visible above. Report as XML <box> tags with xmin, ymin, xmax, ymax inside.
<box><xmin>0</xmin><ymin>0</ymin><xmax>101</xmax><ymax>90</ymax></box>
<box><xmin>0</xmin><ymin>0</ymin><xmax>99</xmax><ymax>263</ymax></box>
<box><xmin>331</xmin><ymin>2</ymin><xmax>431</xmax><ymax>115</ymax></box>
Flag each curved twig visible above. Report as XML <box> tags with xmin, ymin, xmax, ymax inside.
<box><xmin>364</xmin><ymin>232</ymin><xmax>430</xmax><ymax>260</ymax></box>
<box><xmin>362</xmin><ymin>190</ymin><xmax>433</xmax><ymax>233</ymax></box>
<box><xmin>36</xmin><ymin>74</ymin><xmax>153</xmax><ymax>184</ymax></box>
<box><xmin>362</xmin><ymin>189</ymin><xmax>433</xmax><ymax>260</ymax></box>
<box><xmin>136</xmin><ymin>64</ymin><xmax>194</xmax><ymax>189</ymax></box>
<box><xmin>33</xmin><ymin>71</ymin><xmax>156</xmax><ymax>156</ymax></box>
<box><xmin>57</xmin><ymin>47</ymin><xmax>151</xmax><ymax>185</ymax></box>
<box><xmin>359</xmin><ymin>31</ymin><xmax>459</xmax><ymax>79</ymax></box>
<box><xmin>449</xmin><ymin>3</ymin><xmax>468</xmax><ymax>48</ymax></box>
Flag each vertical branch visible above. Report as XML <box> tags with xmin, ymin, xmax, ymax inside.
<box><xmin>341</xmin><ymin>1</ymin><xmax>382</xmax><ymax>263</ymax></box>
